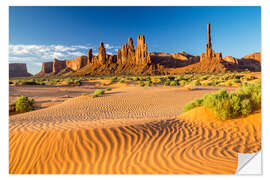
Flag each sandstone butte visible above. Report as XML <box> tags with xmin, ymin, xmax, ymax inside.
<box><xmin>9</xmin><ymin>63</ymin><xmax>32</xmax><ymax>78</ymax></box>
<box><xmin>35</xmin><ymin>24</ymin><xmax>261</xmax><ymax>76</ymax></box>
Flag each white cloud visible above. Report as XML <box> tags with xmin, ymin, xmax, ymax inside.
<box><xmin>9</xmin><ymin>44</ymin><xmax>92</xmax><ymax>62</ymax></box>
<box><xmin>104</xmin><ymin>43</ymin><xmax>114</xmax><ymax>49</ymax></box>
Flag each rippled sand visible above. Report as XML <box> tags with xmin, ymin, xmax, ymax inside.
<box><xmin>9</xmin><ymin>86</ymin><xmax>260</xmax><ymax>174</ymax></box>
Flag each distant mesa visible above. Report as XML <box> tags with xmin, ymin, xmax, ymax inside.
<box><xmin>9</xmin><ymin>63</ymin><xmax>32</xmax><ymax>78</ymax></box>
<box><xmin>33</xmin><ymin>23</ymin><xmax>261</xmax><ymax>76</ymax></box>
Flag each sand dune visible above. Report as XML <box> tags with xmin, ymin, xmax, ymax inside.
<box><xmin>9</xmin><ymin>86</ymin><xmax>260</xmax><ymax>174</ymax></box>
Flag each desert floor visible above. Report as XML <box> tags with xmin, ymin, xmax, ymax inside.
<box><xmin>9</xmin><ymin>83</ymin><xmax>261</xmax><ymax>174</ymax></box>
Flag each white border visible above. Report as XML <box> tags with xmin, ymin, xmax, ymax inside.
<box><xmin>1</xmin><ymin>0</ymin><xmax>270</xmax><ymax>180</ymax></box>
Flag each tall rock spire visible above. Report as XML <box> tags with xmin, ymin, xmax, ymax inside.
<box><xmin>201</xmin><ymin>23</ymin><xmax>222</xmax><ymax>62</ymax></box>
<box><xmin>207</xmin><ymin>23</ymin><xmax>212</xmax><ymax>49</ymax></box>
<box><xmin>98</xmin><ymin>42</ymin><xmax>106</xmax><ymax>64</ymax></box>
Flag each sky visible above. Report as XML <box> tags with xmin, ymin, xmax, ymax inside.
<box><xmin>9</xmin><ymin>6</ymin><xmax>261</xmax><ymax>74</ymax></box>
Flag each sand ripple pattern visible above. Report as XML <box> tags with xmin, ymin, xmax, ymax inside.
<box><xmin>9</xmin><ymin>87</ymin><xmax>260</xmax><ymax>174</ymax></box>
<box><xmin>10</xmin><ymin>116</ymin><xmax>261</xmax><ymax>174</ymax></box>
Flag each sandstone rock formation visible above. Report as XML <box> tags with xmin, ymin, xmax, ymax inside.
<box><xmin>223</xmin><ymin>56</ymin><xmax>239</xmax><ymax>64</ymax></box>
<box><xmin>88</xmin><ymin>49</ymin><xmax>93</xmax><ymax>64</ymax></box>
<box><xmin>35</xmin><ymin>26</ymin><xmax>261</xmax><ymax>76</ymax></box>
<box><xmin>200</xmin><ymin>24</ymin><xmax>223</xmax><ymax>63</ymax></box>
<box><xmin>150</xmin><ymin>52</ymin><xmax>199</xmax><ymax>68</ymax></box>
<box><xmin>41</xmin><ymin>62</ymin><xmax>53</xmax><ymax>73</ymax></box>
<box><xmin>9</xmin><ymin>63</ymin><xmax>32</xmax><ymax>77</ymax></box>
<box><xmin>37</xmin><ymin>56</ymin><xmax>88</xmax><ymax>75</ymax></box>
<box><xmin>135</xmin><ymin>35</ymin><xmax>151</xmax><ymax>65</ymax></box>
<box><xmin>242</xmin><ymin>52</ymin><xmax>261</xmax><ymax>62</ymax></box>
<box><xmin>238</xmin><ymin>52</ymin><xmax>261</xmax><ymax>71</ymax></box>
<box><xmin>65</xmin><ymin>56</ymin><xmax>88</xmax><ymax>71</ymax></box>
<box><xmin>98</xmin><ymin>42</ymin><xmax>106</xmax><ymax>65</ymax></box>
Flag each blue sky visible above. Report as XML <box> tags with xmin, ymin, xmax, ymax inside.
<box><xmin>9</xmin><ymin>6</ymin><xmax>261</xmax><ymax>74</ymax></box>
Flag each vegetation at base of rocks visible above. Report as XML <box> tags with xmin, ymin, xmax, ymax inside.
<box><xmin>183</xmin><ymin>83</ymin><xmax>261</xmax><ymax>120</ymax></box>
<box><xmin>105</xmin><ymin>88</ymin><xmax>112</xmax><ymax>91</ymax></box>
<box><xmin>14</xmin><ymin>96</ymin><xmax>35</xmax><ymax>113</ymax></box>
<box><xmin>139</xmin><ymin>81</ymin><xmax>145</xmax><ymax>87</ymax></box>
<box><xmin>9</xmin><ymin>73</ymin><xmax>259</xmax><ymax>88</ymax></box>
<box><xmin>92</xmin><ymin>89</ymin><xmax>105</xmax><ymax>98</ymax></box>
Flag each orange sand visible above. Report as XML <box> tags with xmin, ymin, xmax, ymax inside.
<box><xmin>9</xmin><ymin>86</ymin><xmax>261</xmax><ymax>174</ymax></box>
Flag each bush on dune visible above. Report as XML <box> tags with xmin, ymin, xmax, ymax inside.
<box><xmin>92</xmin><ymin>89</ymin><xmax>105</xmax><ymax>98</ymax></box>
<box><xmin>183</xmin><ymin>83</ymin><xmax>261</xmax><ymax>120</ymax></box>
<box><xmin>15</xmin><ymin>96</ymin><xmax>35</xmax><ymax>113</ymax></box>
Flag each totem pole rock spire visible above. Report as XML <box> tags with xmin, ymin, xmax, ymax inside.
<box><xmin>207</xmin><ymin>23</ymin><xmax>212</xmax><ymax>49</ymax></box>
<box><xmin>200</xmin><ymin>23</ymin><xmax>222</xmax><ymax>62</ymax></box>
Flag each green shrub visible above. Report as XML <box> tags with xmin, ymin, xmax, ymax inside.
<box><xmin>179</xmin><ymin>80</ymin><xmax>187</xmax><ymax>86</ymax></box>
<box><xmin>15</xmin><ymin>96</ymin><xmax>35</xmax><ymax>113</ymax></box>
<box><xmin>164</xmin><ymin>81</ymin><xmax>170</xmax><ymax>86</ymax></box>
<box><xmin>106</xmin><ymin>88</ymin><xmax>112</xmax><ymax>91</ymax></box>
<box><xmin>92</xmin><ymin>89</ymin><xmax>105</xmax><ymax>98</ymax></box>
<box><xmin>182</xmin><ymin>83</ymin><xmax>261</xmax><ymax>120</ymax></box>
<box><xmin>133</xmin><ymin>77</ymin><xmax>139</xmax><ymax>81</ymax></box>
<box><xmin>9</xmin><ymin>81</ymin><xmax>13</xmax><ymax>84</ymax></box>
<box><xmin>151</xmin><ymin>77</ymin><xmax>162</xmax><ymax>84</ymax></box>
<box><xmin>144</xmin><ymin>81</ymin><xmax>151</xmax><ymax>86</ymax></box>
<box><xmin>170</xmin><ymin>81</ymin><xmax>179</xmax><ymax>86</ymax></box>
<box><xmin>81</xmin><ymin>93</ymin><xmax>88</xmax><ymax>96</ymax></box>
<box><xmin>139</xmin><ymin>81</ymin><xmax>145</xmax><ymax>87</ymax></box>
<box><xmin>19</xmin><ymin>80</ymin><xmax>39</xmax><ymax>85</ymax></box>
<box><xmin>183</xmin><ymin>99</ymin><xmax>203</xmax><ymax>112</ymax></box>
<box><xmin>119</xmin><ymin>79</ymin><xmax>125</xmax><ymax>83</ymax></box>
<box><xmin>190</xmin><ymin>80</ymin><xmax>201</xmax><ymax>86</ymax></box>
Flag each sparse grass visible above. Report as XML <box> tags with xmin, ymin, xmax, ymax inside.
<box><xmin>119</xmin><ymin>79</ymin><xmax>125</xmax><ymax>83</ymax></box>
<box><xmin>144</xmin><ymin>81</ymin><xmax>151</xmax><ymax>86</ymax></box>
<box><xmin>169</xmin><ymin>81</ymin><xmax>179</xmax><ymax>86</ymax></box>
<box><xmin>183</xmin><ymin>83</ymin><xmax>261</xmax><ymax>120</ymax></box>
<box><xmin>14</xmin><ymin>96</ymin><xmax>35</xmax><ymax>113</ymax></box>
<box><xmin>92</xmin><ymin>89</ymin><xmax>105</xmax><ymax>98</ymax></box>
<box><xmin>139</xmin><ymin>81</ymin><xmax>145</xmax><ymax>87</ymax></box>
<box><xmin>164</xmin><ymin>80</ymin><xmax>170</xmax><ymax>86</ymax></box>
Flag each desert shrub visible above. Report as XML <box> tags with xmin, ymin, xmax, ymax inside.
<box><xmin>92</xmin><ymin>89</ymin><xmax>105</xmax><ymax>98</ymax></box>
<box><xmin>182</xmin><ymin>83</ymin><xmax>261</xmax><ymax>120</ymax></box>
<box><xmin>144</xmin><ymin>81</ymin><xmax>151</xmax><ymax>86</ymax></box>
<box><xmin>164</xmin><ymin>80</ymin><xmax>170</xmax><ymax>86</ymax></box>
<box><xmin>170</xmin><ymin>81</ymin><xmax>179</xmax><ymax>86</ymax></box>
<box><xmin>119</xmin><ymin>79</ymin><xmax>125</xmax><ymax>83</ymax></box>
<box><xmin>81</xmin><ymin>93</ymin><xmax>88</xmax><ymax>96</ymax></box>
<box><xmin>201</xmin><ymin>80</ymin><xmax>214</xmax><ymax>86</ymax></box>
<box><xmin>126</xmin><ymin>77</ymin><xmax>133</xmax><ymax>81</ymax></box>
<box><xmin>139</xmin><ymin>81</ymin><xmax>145</xmax><ymax>87</ymax></box>
<box><xmin>224</xmin><ymin>80</ymin><xmax>233</xmax><ymax>86</ymax></box>
<box><xmin>179</xmin><ymin>80</ymin><xmax>187</xmax><ymax>86</ymax></box>
<box><xmin>190</xmin><ymin>80</ymin><xmax>201</xmax><ymax>86</ymax></box>
<box><xmin>15</xmin><ymin>96</ymin><xmax>35</xmax><ymax>113</ymax></box>
<box><xmin>133</xmin><ymin>77</ymin><xmax>139</xmax><ymax>81</ymax></box>
<box><xmin>183</xmin><ymin>99</ymin><xmax>203</xmax><ymax>112</ymax></box>
<box><xmin>9</xmin><ymin>81</ymin><xmax>13</xmax><ymax>84</ymax></box>
<box><xmin>151</xmin><ymin>77</ymin><xmax>162</xmax><ymax>84</ymax></box>
<box><xmin>19</xmin><ymin>80</ymin><xmax>39</xmax><ymax>85</ymax></box>
<box><xmin>106</xmin><ymin>88</ymin><xmax>112</xmax><ymax>91</ymax></box>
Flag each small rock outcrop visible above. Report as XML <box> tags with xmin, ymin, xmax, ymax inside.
<box><xmin>9</xmin><ymin>63</ymin><xmax>32</xmax><ymax>77</ymax></box>
<box><xmin>238</xmin><ymin>52</ymin><xmax>261</xmax><ymax>71</ymax></box>
<box><xmin>223</xmin><ymin>56</ymin><xmax>239</xmax><ymax>64</ymax></box>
